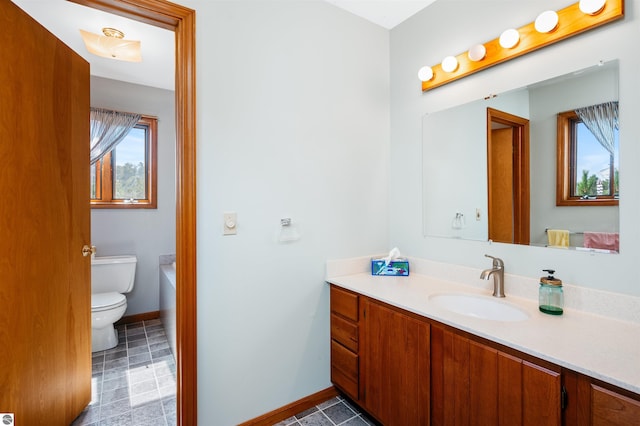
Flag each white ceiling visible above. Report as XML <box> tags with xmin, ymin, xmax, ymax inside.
<box><xmin>11</xmin><ymin>0</ymin><xmax>176</xmax><ymax>91</ymax></box>
<box><xmin>327</xmin><ymin>0</ymin><xmax>435</xmax><ymax>29</ymax></box>
<box><xmin>11</xmin><ymin>0</ymin><xmax>435</xmax><ymax>91</ymax></box>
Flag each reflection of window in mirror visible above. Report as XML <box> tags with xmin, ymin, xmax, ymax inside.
<box><xmin>556</xmin><ymin>104</ymin><xmax>619</xmax><ymax>206</ymax></box>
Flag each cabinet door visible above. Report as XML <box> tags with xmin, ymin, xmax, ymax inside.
<box><xmin>498</xmin><ymin>352</ymin><xmax>523</xmax><ymax>426</ymax></box>
<box><xmin>592</xmin><ymin>384</ymin><xmax>640</xmax><ymax>426</ymax></box>
<box><xmin>470</xmin><ymin>341</ymin><xmax>499</xmax><ymax>425</ymax></box>
<box><xmin>432</xmin><ymin>328</ymin><xmax>498</xmax><ymax>426</ymax></box>
<box><xmin>522</xmin><ymin>361</ymin><xmax>561</xmax><ymax>425</ymax></box>
<box><xmin>432</xmin><ymin>325</ymin><xmax>561</xmax><ymax>426</ymax></box>
<box><xmin>363</xmin><ymin>299</ymin><xmax>430</xmax><ymax>426</ymax></box>
<box><xmin>563</xmin><ymin>369</ymin><xmax>640</xmax><ymax>426</ymax></box>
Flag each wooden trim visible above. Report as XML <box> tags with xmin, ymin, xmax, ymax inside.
<box><xmin>238</xmin><ymin>387</ymin><xmax>339</xmax><ymax>426</ymax></box>
<box><xmin>115</xmin><ymin>310</ymin><xmax>160</xmax><ymax>326</ymax></box>
<box><xmin>68</xmin><ymin>1</ymin><xmax>198</xmax><ymax>425</ymax></box>
<box><xmin>91</xmin><ymin>115</ymin><xmax>158</xmax><ymax>209</ymax></box>
<box><xmin>68</xmin><ymin>0</ymin><xmax>186</xmax><ymax>29</ymax></box>
<box><xmin>556</xmin><ymin>110</ymin><xmax>618</xmax><ymax>206</ymax></box>
<box><xmin>421</xmin><ymin>0</ymin><xmax>624</xmax><ymax>92</ymax></box>
<box><xmin>487</xmin><ymin>108</ymin><xmax>530</xmax><ymax>245</ymax></box>
<box><xmin>146</xmin><ymin>115</ymin><xmax>158</xmax><ymax>208</ymax></box>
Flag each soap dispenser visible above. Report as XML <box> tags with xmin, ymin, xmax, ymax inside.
<box><xmin>539</xmin><ymin>269</ymin><xmax>563</xmax><ymax>315</ymax></box>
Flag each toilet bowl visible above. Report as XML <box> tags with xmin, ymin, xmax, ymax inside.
<box><xmin>91</xmin><ymin>255</ymin><xmax>137</xmax><ymax>352</ymax></box>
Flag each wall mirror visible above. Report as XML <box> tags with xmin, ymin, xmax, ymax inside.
<box><xmin>422</xmin><ymin>60</ymin><xmax>619</xmax><ymax>252</ymax></box>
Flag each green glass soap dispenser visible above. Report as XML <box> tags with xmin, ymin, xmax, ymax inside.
<box><xmin>539</xmin><ymin>269</ymin><xmax>563</xmax><ymax>315</ymax></box>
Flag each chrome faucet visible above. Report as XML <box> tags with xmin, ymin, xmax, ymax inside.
<box><xmin>480</xmin><ymin>254</ymin><xmax>505</xmax><ymax>298</ymax></box>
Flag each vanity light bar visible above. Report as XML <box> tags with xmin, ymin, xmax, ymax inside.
<box><xmin>420</xmin><ymin>0</ymin><xmax>624</xmax><ymax>92</ymax></box>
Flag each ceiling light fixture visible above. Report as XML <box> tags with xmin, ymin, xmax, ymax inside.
<box><xmin>80</xmin><ymin>27</ymin><xmax>142</xmax><ymax>62</ymax></box>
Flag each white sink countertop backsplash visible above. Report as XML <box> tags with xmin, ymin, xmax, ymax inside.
<box><xmin>326</xmin><ymin>256</ymin><xmax>640</xmax><ymax>395</ymax></box>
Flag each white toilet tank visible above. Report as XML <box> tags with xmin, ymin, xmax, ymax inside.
<box><xmin>91</xmin><ymin>255</ymin><xmax>137</xmax><ymax>294</ymax></box>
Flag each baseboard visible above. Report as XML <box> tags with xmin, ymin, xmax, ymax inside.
<box><xmin>115</xmin><ymin>311</ymin><xmax>160</xmax><ymax>326</ymax></box>
<box><xmin>238</xmin><ymin>386</ymin><xmax>339</xmax><ymax>426</ymax></box>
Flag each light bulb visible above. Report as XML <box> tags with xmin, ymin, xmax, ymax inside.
<box><xmin>535</xmin><ymin>10</ymin><xmax>559</xmax><ymax>33</ymax></box>
<box><xmin>499</xmin><ymin>29</ymin><xmax>520</xmax><ymax>49</ymax></box>
<box><xmin>468</xmin><ymin>44</ymin><xmax>486</xmax><ymax>62</ymax></box>
<box><xmin>418</xmin><ymin>66</ymin><xmax>434</xmax><ymax>82</ymax></box>
<box><xmin>441</xmin><ymin>56</ymin><xmax>458</xmax><ymax>73</ymax></box>
<box><xmin>579</xmin><ymin>0</ymin><xmax>606</xmax><ymax>15</ymax></box>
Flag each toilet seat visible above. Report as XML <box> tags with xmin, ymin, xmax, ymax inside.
<box><xmin>92</xmin><ymin>292</ymin><xmax>126</xmax><ymax>312</ymax></box>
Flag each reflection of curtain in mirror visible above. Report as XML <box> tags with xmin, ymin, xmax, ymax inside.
<box><xmin>575</xmin><ymin>101</ymin><xmax>618</xmax><ymax>155</ymax></box>
<box><xmin>90</xmin><ymin>107</ymin><xmax>141</xmax><ymax>164</ymax></box>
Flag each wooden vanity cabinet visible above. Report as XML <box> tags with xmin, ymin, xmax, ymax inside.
<box><xmin>330</xmin><ymin>286</ymin><xmax>431</xmax><ymax>425</ymax></box>
<box><xmin>330</xmin><ymin>285</ymin><xmax>640</xmax><ymax>425</ymax></box>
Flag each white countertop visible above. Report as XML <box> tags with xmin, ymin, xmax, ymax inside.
<box><xmin>327</xmin><ymin>271</ymin><xmax>640</xmax><ymax>394</ymax></box>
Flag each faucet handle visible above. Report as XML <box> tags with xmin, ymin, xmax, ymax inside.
<box><xmin>484</xmin><ymin>254</ymin><xmax>504</xmax><ymax>268</ymax></box>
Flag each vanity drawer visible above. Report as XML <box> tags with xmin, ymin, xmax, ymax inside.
<box><xmin>331</xmin><ymin>340</ymin><xmax>359</xmax><ymax>399</ymax></box>
<box><xmin>331</xmin><ymin>313</ymin><xmax>358</xmax><ymax>352</ymax></box>
<box><xmin>330</xmin><ymin>286</ymin><xmax>358</xmax><ymax>321</ymax></box>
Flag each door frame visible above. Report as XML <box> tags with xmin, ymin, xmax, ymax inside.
<box><xmin>69</xmin><ymin>1</ymin><xmax>197</xmax><ymax>424</ymax></box>
<box><xmin>487</xmin><ymin>107</ymin><xmax>530</xmax><ymax>245</ymax></box>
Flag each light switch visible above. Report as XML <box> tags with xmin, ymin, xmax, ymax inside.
<box><xmin>223</xmin><ymin>212</ymin><xmax>237</xmax><ymax>235</ymax></box>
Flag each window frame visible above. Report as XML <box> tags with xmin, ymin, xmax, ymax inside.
<box><xmin>556</xmin><ymin>110</ymin><xmax>618</xmax><ymax>207</ymax></box>
<box><xmin>91</xmin><ymin>114</ymin><xmax>158</xmax><ymax>209</ymax></box>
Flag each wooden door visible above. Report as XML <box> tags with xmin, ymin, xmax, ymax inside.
<box><xmin>489</xmin><ymin>127</ymin><xmax>515</xmax><ymax>243</ymax></box>
<box><xmin>487</xmin><ymin>108</ymin><xmax>530</xmax><ymax>245</ymax></box>
<box><xmin>0</xmin><ymin>2</ymin><xmax>91</xmax><ymax>425</ymax></box>
<box><xmin>363</xmin><ymin>299</ymin><xmax>430</xmax><ymax>426</ymax></box>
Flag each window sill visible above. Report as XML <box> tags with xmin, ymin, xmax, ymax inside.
<box><xmin>91</xmin><ymin>200</ymin><xmax>157</xmax><ymax>209</ymax></box>
<box><xmin>556</xmin><ymin>198</ymin><xmax>619</xmax><ymax>207</ymax></box>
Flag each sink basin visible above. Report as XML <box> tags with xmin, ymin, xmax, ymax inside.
<box><xmin>429</xmin><ymin>293</ymin><xmax>529</xmax><ymax>322</ymax></box>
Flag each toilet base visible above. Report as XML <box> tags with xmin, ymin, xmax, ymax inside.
<box><xmin>92</xmin><ymin>325</ymin><xmax>119</xmax><ymax>352</ymax></box>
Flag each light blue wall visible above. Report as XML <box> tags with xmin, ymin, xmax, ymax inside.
<box><xmin>122</xmin><ymin>1</ymin><xmax>640</xmax><ymax>424</ymax></box>
<box><xmin>90</xmin><ymin>76</ymin><xmax>176</xmax><ymax>316</ymax></box>
<box><xmin>178</xmin><ymin>1</ymin><xmax>390</xmax><ymax>424</ymax></box>
<box><xmin>390</xmin><ymin>0</ymin><xmax>640</xmax><ymax>295</ymax></box>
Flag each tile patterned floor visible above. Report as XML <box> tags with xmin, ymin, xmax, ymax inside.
<box><xmin>71</xmin><ymin>319</ymin><xmax>177</xmax><ymax>426</ymax></box>
<box><xmin>273</xmin><ymin>395</ymin><xmax>378</xmax><ymax>426</ymax></box>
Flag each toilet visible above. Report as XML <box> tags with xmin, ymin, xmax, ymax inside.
<box><xmin>91</xmin><ymin>255</ymin><xmax>137</xmax><ymax>352</ymax></box>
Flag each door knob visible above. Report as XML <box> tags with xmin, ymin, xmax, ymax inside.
<box><xmin>82</xmin><ymin>245</ymin><xmax>97</xmax><ymax>257</ymax></box>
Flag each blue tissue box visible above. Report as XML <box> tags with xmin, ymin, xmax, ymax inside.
<box><xmin>371</xmin><ymin>259</ymin><xmax>410</xmax><ymax>276</ymax></box>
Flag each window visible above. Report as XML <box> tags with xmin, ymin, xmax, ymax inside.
<box><xmin>91</xmin><ymin>115</ymin><xmax>158</xmax><ymax>208</ymax></box>
<box><xmin>556</xmin><ymin>110</ymin><xmax>618</xmax><ymax>206</ymax></box>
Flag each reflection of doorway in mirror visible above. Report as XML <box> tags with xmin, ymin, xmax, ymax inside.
<box><xmin>487</xmin><ymin>108</ymin><xmax>530</xmax><ymax>245</ymax></box>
